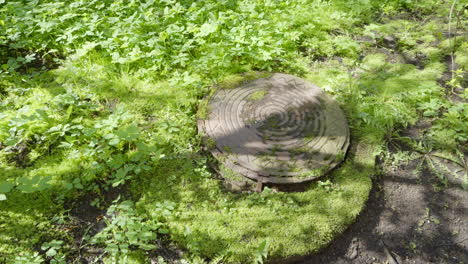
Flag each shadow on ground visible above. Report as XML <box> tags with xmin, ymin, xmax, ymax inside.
<box><xmin>295</xmin><ymin>157</ymin><xmax>467</xmax><ymax>264</ymax></box>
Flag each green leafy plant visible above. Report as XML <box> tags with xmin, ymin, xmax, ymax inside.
<box><xmin>41</xmin><ymin>240</ymin><xmax>66</xmax><ymax>264</ymax></box>
<box><xmin>91</xmin><ymin>200</ymin><xmax>161</xmax><ymax>259</ymax></box>
<box><xmin>417</xmin><ymin>98</ymin><xmax>446</xmax><ymax>117</ymax></box>
<box><xmin>391</xmin><ymin>138</ymin><xmax>468</xmax><ymax>189</ymax></box>
<box><xmin>446</xmin><ymin>69</ymin><xmax>465</xmax><ymax>94</ymax></box>
<box><xmin>253</xmin><ymin>239</ymin><xmax>270</xmax><ymax>264</ymax></box>
<box><xmin>13</xmin><ymin>253</ymin><xmax>44</xmax><ymax>264</ymax></box>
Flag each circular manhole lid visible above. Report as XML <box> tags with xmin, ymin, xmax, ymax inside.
<box><xmin>198</xmin><ymin>73</ymin><xmax>350</xmax><ymax>184</ymax></box>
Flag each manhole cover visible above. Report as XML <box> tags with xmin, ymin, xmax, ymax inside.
<box><xmin>198</xmin><ymin>73</ymin><xmax>350</xmax><ymax>184</ymax></box>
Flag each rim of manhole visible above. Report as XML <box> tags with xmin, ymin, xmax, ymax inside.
<box><xmin>198</xmin><ymin>73</ymin><xmax>350</xmax><ymax>184</ymax></box>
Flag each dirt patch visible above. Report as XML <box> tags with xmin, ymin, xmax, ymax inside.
<box><xmin>297</xmin><ymin>156</ymin><xmax>467</xmax><ymax>264</ymax></box>
<box><xmin>63</xmin><ymin>184</ymin><xmax>185</xmax><ymax>263</ymax></box>
<box><xmin>63</xmin><ymin>185</ymin><xmax>135</xmax><ymax>263</ymax></box>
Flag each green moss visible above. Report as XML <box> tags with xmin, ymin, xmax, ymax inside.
<box><xmin>217</xmin><ymin>72</ymin><xmax>273</xmax><ymax>90</ymax></box>
<box><xmin>197</xmin><ymin>99</ymin><xmax>211</xmax><ymax>120</ymax></box>
<box><xmin>247</xmin><ymin>90</ymin><xmax>268</xmax><ymax>101</ymax></box>
<box><xmin>0</xmin><ymin>190</ymin><xmax>67</xmax><ymax>261</ymax></box>
<box><xmin>335</xmin><ymin>150</ymin><xmax>346</xmax><ymax>162</ymax></box>
<box><xmin>222</xmin><ymin>146</ymin><xmax>233</xmax><ymax>153</ymax></box>
<box><xmin>205</xmin><ymin>137</ymin><xmax>217</xmax><ymax>150</ymax></box>
<box><xmin>219</xmin><ymin>164</ymin><xmax>249</xmax><ymax>184</ymax></box>
<box><xmin>298</xmin><ymin>167</ymin><xmax>325</xmax><ymax>178</ymax></box>
<box><xmin>455</xmin><ymin>43</ymin><xmax>468</xmax><ymax>69</ymax></box>
<box><xmin>103</xmin><ymin>250</ymin><xmax>149</xmax><ymax>264</ymax></box>
<box><xmin>134</xmin><ymin>141</ymin><xmax>375</xmax><ymax>263</ymax></box>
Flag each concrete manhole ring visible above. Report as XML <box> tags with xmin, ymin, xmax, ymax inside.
<box><xmin>198</xmin><ymin>73</ymin><xmax>350</xmax><ymax>184</ymax></box>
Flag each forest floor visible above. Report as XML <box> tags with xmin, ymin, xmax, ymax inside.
<box><xmin>1</xmin><ymin>1</ymin><xmax>466</xmax><ymax>263</ymax></box>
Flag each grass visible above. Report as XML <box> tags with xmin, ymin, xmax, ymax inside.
<box><xmin>0</xmin><ymin>0</ymin><xmax>467</xmax><ymax>263</ymax></box>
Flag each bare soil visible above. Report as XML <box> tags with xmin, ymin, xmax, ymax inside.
<box><xmin>297</xmin><ymin>155</ymin><xmax>467</xmax><ymax>264</ymax></box>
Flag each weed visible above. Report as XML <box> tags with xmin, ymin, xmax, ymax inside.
<box><xmin>91</xmin><ymin>200</ymin><xmax>160</xmax><ymax>260</ymax></box>
<box><xmin>253</xmin><ymin>240</ymin><xmax>270</xmax><ymax>264</ymax></box>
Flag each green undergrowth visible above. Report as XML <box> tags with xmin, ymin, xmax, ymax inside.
<box><xmin>134</xmin><ymin>140</ymin><xmax>374</xmax><ymax>263</ymax></box>
<box><xmin>0</xmin><ymin>0</ymin><xmax>466</xmax><ymax>263</ymax></box>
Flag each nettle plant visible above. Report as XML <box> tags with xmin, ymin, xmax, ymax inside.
<box><xmin>91</xmin><ymin>200</ymin><xmax>161</xmax><ymax>259</ymax></box>
<box><xmin>0</xmin><ymin>0</ymin><xmax>388</xmax><ymax>87</ymax></box>
<box><xmin>0</xmin><ymin>88</ymin><xmax>163</xmax><ymax>200</ymax></box>
<box><xmin>72</xmin><ymin>107</ymin><xmax>164</xmax><ymax>189</ymax></box>
<box><xmin>0</xmin><ymin>89</ymin><xmax>100</xmax><ymax>163</ymax></box>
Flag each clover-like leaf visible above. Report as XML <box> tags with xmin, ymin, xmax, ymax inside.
<box><xmin>0</xmin><ymin>182</ymin><xmax>15</xmax><ymax>193</ymax></box>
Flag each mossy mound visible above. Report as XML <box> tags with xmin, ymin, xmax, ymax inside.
<box><xmin>135</xmin><ymin>139</ymin><xmax>375</xmax><ymax>263</ymax></box>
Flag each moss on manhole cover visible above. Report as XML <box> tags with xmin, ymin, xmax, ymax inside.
<box><xmin>198</xmin><ymin>73</ymin><xmax>350</xmax><ymax>184</ymax></box>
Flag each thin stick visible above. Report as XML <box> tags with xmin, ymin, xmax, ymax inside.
<box><xmin>448</xmin><ymin>0</ymin><xmax>458</xmax><ymax>81</ymax></box>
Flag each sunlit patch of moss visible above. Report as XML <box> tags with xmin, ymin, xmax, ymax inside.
<box><xmin>197</xmin><ymin>99</ymin><xmax>211</xmax><ymax>120</ymax></box>
<box><xmin>0</xmin><ymin>158</ymin><xmax>70</xmax><ymax>260</ymax></box>
<box><xmin>217</xmin><ymin>72</ymin><xmax>273</xmax><ymax>90</ymax></box>
<box><xmin>361</xmin><ymin>53</ymin><xmax>388</xmax><ymax>70</ymax></box>
<box><xmin>247</xmin><ymin>89</ymin><xmax>268</xmax><ymax>101</ymax></box>
<box><xmin>421</xmin><ymin>46</ymin><xmax>443</xmax><ymax>63</ymax></box>
<box><xmin>218</xmin><ymin>164</ymin><xmax>256</xmax><ymax>192</ymax></box>
<box><xmin>298</xmin><ymin>167</ymin><xmax>326</xmax><ymax>178</ymax></box>
<box><xmin>134</xmin><ymin>142</ymin><xmax>375</xmax><ymax>263</ymax></box>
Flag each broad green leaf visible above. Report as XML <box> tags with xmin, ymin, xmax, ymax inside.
<box><xmin>109</xmin><ymin>138</ymin><xmax>120</xmax><ymax>146</ymax></box>
<box><xmin>159</xmin><ymin>228</ymin><xmax>169</xmax><ymax>234</ymax></box>
<box><xmin>0</xmin><ymin>182</ymin><xmax>14</xmax><ymax>193</ymax></box>
<box><xmin>17</xmin><ymin>175</ymin><xmax>52</xmax><ymax>193</ymax></box>
<box><xmin>46</xmin><ymin>248</ymin><xmax>57</xmax><ymax>257</ymax></box>
<box><xmin>198</xmin><ymin>22</ymin><xmax>218</xmax><ymax>37</ymax></box>
<box><xmin>116</xmin><ymin>125</ymin><xmax>140</xmax><ymax>141</ymax></box>
<box><xmin>103</xmin><ymin>133</ymin><xmax>115</xmax><ymax>140</ymax></box>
